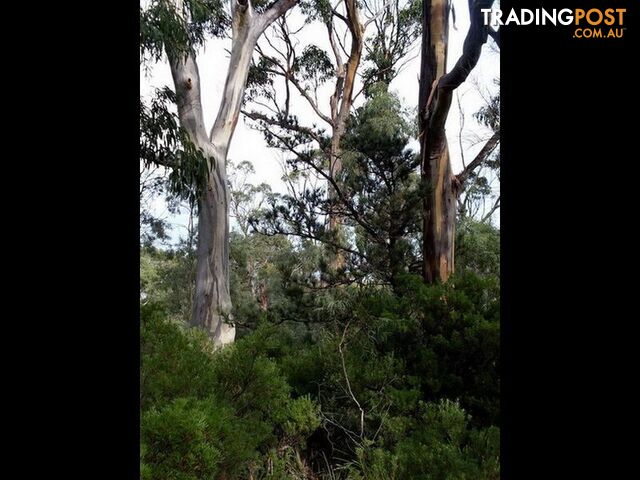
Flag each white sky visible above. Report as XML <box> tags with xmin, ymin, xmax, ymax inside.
<box><xmin>141</xmin><ymin>0</ymin><xmax>500</xmax><ymax>244</ymax></box>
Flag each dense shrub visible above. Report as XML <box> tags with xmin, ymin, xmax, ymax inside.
<box><xmin>140</xmin><ymin>263</ymin><xmax>500</xmax><ymax>478</ymax></box>
<box><xmin>347</xmin><ymin>400</ymin><xmax>499</xmax><ymax>480</ymax></box>
<box><xmin>140</xmin><ymin>305</ymin><xmax>320</xmax><ymax>479</ymax></box>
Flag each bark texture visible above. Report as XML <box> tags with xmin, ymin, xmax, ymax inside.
<box><xmin>167</xmin><ymin>0</ymin><xmax>298</xmax><ymax>346</ymax></box>
<box><xmin>418</xmin><ymin>0</ymin><xmax>492</xmax><ymax>283</ymax></box>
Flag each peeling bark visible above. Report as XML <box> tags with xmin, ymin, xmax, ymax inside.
<box><xmin>419</xmin><ymin>0</ymin><xmax>493</xmax><ymax>283</ymax></box>
<box><xmin>419</xmin><ymin>0</ymin><xmax>451</xmax><ymax>283</ymax></box>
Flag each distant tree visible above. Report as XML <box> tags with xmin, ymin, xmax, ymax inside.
<box><xmin>227</xmin><ymin>160</ymin><xmax>324</xmax><ymax>327</ymax></box>
<box><xmin>140</xmin><ymin>163</ymin><xmax>171</xmax><ymax>246</ymax></box>
<box><xmin>140</xmin><ymin>244</ymin><xmax>197</xmax><ymax>324</ymax></box>
<box><xmin>253</xmin><ymin>86</ymin><xmax>422</xmax><ymax>288</ymax></box>
<box><xmin>455</xmin><ymin>218</ymin><xmax>500</xmax><ymax>276</ymax></box>
<box><xmin>457</xmin><ymin>83</ymin><xmax>500</xmax><ymax>222</ymax></box>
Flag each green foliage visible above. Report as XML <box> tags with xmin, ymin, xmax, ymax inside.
<box><xmin>340</xmin><ymin>87</ymin><xmax>422</xmax><ymax>284</ymax></box>
<box><xmin>140</xmin><ymin>210</ymin><xmax>171</xmax><ymax>245</ymax></box>
<box><xmin>140</xmin><ymin>87</ymin><xmax>211</xmax><ymax>206</ymax></box>
<box><xmin>141</xmin><ymin>398</ymin><xmax>229</xmax><ymax>480</ymax></box>
<box><xmin>140</xmin><ymin>0</ymin><xmax>229</xmax><ymax>63</ymax></box>
<box><xmin>140</xmin><ymin>245</ymin><xmax>195</xmax><ymax>323</ymax></box>
<box><xmin>293</xmin><ymin>45</ymin><xmax>334</xmax><ymax>83</ymax></box>
<box><xmin>140</xmin><ymin>1</ymin><xmax>501</xmax><ymax>476</ymax></box>
<box><xmin>209</xmin><ymin>326</ymin><xmax>293</xmax><ymax>427</ymax></box>
<box><xmin>141</xmin><ymin>307</ymin><xmax>322</xmax><ymax>479</ymax></box>
<box><xmin>229</xmin><ymin>231</ymin><xmax>326</xmax><ymax>331</ymax></box>
<box><xmin>253</xmin><ymin>276</ymin><xmax>500</xmax><ymax>476</ymax></box>
<box><xmin>456</xmin><ymin>219</ymin><xmax>500</xmax><ymax>277</ymax></box>
<box><xmin>299</xmin><ymin>0</ymin><xmax>334</xmax><ymax>24</ymax></box>
<box><xmin>141</xmin><ymin>264</ymin><xmax>499</xmax><ymax>478</ymax></box>
<box><xmin>140</xmin><ymin>303</ymin><xmax>216</xmax><ymax>410</ymax></box>
<box><xmin>362</xmin><ymin>0</ymin><xmax>423</xmax><ymax>92</ymax></box>
<box><xmin>474</xmin><ymin>86</ymin><xmax>500</xmax><ymax>133</ymax></box>
<box><xmin>228</xmin><ymin>159</ymin><xmax>274</xmax><ymax>235</ymax></box>
<box><xmin>348</xmin><ymin>85</ymin><xmax>413</xmax><ymax>146</ymax></box>
<box><xmin>284</xmin><ymin>395</ymin><xmax>321</xmax><ymax>439</ymax></box>
<box><xmin>246</xmin><ymin>56</ymin><xmax>278</xmax><ymax>103</ymax></box>
<box><xmin>142</xmin><ymin>153</ymin><xmax>500</xmax><ymax>477</ymax></box>
<box><xmin>253</xmin><ymin>86</ymin><xmax>423</xmax><ymax>286</ymax></box>
<box><xmin>348</xmin><ymin>400</ymin><xmax>499</xmax><ymax>480</ymax></box>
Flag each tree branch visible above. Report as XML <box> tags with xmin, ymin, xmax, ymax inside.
<box><xmin>424</xmin><ymin>0</ymin><xmax>494</xmax><ymax>145</ymax></box>
<box><xmin>332</xmin><ymin>7</ymin><xmax>349</xmax><ymax>26</ymax></box>
<box><xmin>267</xmin><ymin>130</ymin><xmax>380</xmax><ymax>241</ymax></box>
<box><xmin>165</xmin><ymin>0</ymin><xmax>208</xmax><ymax>145</ymax></box>
<box><xmin>289</xmin><ymin>76</ymin><xmax>334</xmax><ymax>126</ymax></box>
<box><xmin>455</xmin><ymin>131</ymin><xmax>499</xmax><ymax>188</ymax></box>
<box><xmin>242</xmin><ymin>109</ymin><xmax>324</xmax><ymax>144</ymax></box>
<box><xmin>481</xmin><ymin>194</ymin><xmax>500</xmax><ymax>223</ymax></box>
<box><xmin>363</xmin><ymin>0</ymin><xmax>394</xmax><ymax>28</ymax></box>
<box><xmin>338</xmin><ymin>322</ymin><xmax>365</xmax><ymax>439</ymax></box>
<box><xmin>256</xmin><ymin>44</ymin><xmax>335</xmax><ymax>126</ymax></box>
<box><xmin>327</xmin><ymin>23</ymin><xmax>345</xmax><ymax>72</ymax></box>
<box><xmin>258</xmin><ymin>226</ymin><xmax>369</xmax><ymax>261</ymax></box>
<box><xmin>437</xmin><ymin>0</ymin><xmax>493</xmax><ymax>93</ymax></box>
<box><xmin>257</xmin><ymin>0</ymin><xmax>299</xmax><ymax>31</ymax></box>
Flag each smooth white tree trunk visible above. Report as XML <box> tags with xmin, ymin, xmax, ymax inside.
<box><xmin>167</xmin><ymin>0</ymin><xmax>298</xmax><ymax>346</ymax></box>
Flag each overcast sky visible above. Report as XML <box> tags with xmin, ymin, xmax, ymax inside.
<box><xmin>140</xmin><ymin>0</ymin><xmax>500</xmax><ymax>244</ymax></box>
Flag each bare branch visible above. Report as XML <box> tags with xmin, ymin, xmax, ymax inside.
<box><xmin>242</xmin><ymin>109</ymin><xmax>324</xmax><ymax>144</ymax></box>
<box><xmin>437</xmin><ymin>0</ymin><xmax>493</xmax><ymax>92</ymax></box>
<box><xmin>363</xmin><ymin>0</ymin><xmax>394</xmax><ymax>28</ymax></box>
<box><xmin>481</xmin><ymin>195</ymin><xmax>500</xmax><ymax>223</ymax></box>
<box><xmin>327</xmin><ymin>23</ymin><xmax>345</xmax><ymax>71</ymax></box>
<box><xmin>338</xmin><ymin>322</ymin><xmax>365</xmax><ymax>439</ymax></box>
<box><xmin>257</xmin><ymin>0</ymin><xmax>299</xmax><ymax>32</ymax></box>
<box><xmin>456</xmin><ymin>91</ymin><xmax>466</xmax><ymax>170</ymax></box>
<box><xmin>254</xmin><ymin>46</ymin><xmax>334</xmax><ymax>126</ymax></box>
<box><xmin>423</xmin><ymin>0</ymin><xmax>494</xmax><ymax>146</ymax></box>
<box><xmin>455</xmin><ymin>131</ymin><xmax>500</xmax><ymax>188</ymax></box>
<box><xmin>332</xmin><ymin>7</ymin><xmax>350</xmax><ymax>26</ymax></box>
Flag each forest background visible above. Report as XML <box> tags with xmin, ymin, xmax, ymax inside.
<box><xmin>140</xmin><ymin>0</ymin><xmax>501</xmax><ymax>478</ymax></box>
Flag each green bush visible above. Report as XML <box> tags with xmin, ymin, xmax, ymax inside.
<box><xmin>140</xmin><ymin>269</ymin><xmax>499</xmax><ymax>479</ymax></box>
<box><xmin>141</xmin><ymin>303</ymin><xmax>217</xmax><ymax>410</ymax></box>
<box><xmin>140</xmin><ymin>307</ymin><xmax>321</xmax><ymax>479</ymax></box>
<box><xmin>141</xmin><ymin>398</ymin><xmax>229</xmax><ymax>480</ymax></box>
<box><xmin>346</xmin><ymin>400</ymin><xmax>499</xmax><ymax>480</ymax></box>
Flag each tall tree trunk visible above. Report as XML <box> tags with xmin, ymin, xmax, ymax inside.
<box><xmin>419</xmin><ymin>0</ymin><xmax>452</xmax><ymax>283</ymax></box>
<box><xmin>327</xmin><ymin>0</ymin><xmax>363</xmax><ymax>271</ymax></box>
<box><xmin>418</xmin><ymin>0</ymin><xmax>492</xmax><ymax>283</ymax></box>
<box><xmin>192</xmin><ymin>175</ymin><xmax>234</xmax><ymax>345</ymax></box>
<box><xmin>421</xmin><ymin>137</ymin><xmax>457</xmax><ymax>283</ymax></box>
<box><xmin>168</xmin><ymin>0</ymin><xmax>298</xmax><ymax>346</ymax></box>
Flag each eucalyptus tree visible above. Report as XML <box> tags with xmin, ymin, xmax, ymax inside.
<box><xmin>418</xmin><ymin>0</ymin><xmax>499</xmax><ymax>283</ymax></box>
<box><xmin>140</xmin><ymin>0</ymin><xmax>299</xmax><ymax>346</ymax></box>
<box><xmin>243</xmin><ymin>0</ymin><xmax>421</xmax><ymax>270</ymax></box>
